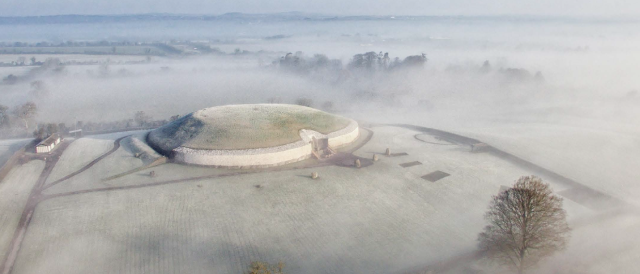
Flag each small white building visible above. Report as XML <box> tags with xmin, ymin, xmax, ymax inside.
<box><xmin>36</xmin><ymin>133</ymin><xmax>61</xmax><ymax>154</ymax></box>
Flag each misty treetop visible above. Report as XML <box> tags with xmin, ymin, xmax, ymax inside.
<box><xmin>271</xmin><ymin>51</ymin><xmax>543</xmax><ymax>86</ymax></box>
<box><xmin>0</xmin><ymin>101</ymin><xmax>168</xmax><ymax>139</ymax></box>
<box><xmin>0</xmin><ymin>47</ymin><xmax>548</xmax><ymax>141</ymax></box>
<box><xmin>0</xmin><ymin>101</ymin><xmax>37</xmax><ymax>138</ymax></box>
<box><xmin>2</xmin><ymin>58</ymin><xmax>66</xmax><ymax>85</ymax></box>
<box><xmin>273</xmin><ymin>51</ymin><xmax>427</xmax><ymax>75</ymax></box>
<box><xmin>478</xmin><ymin>176</ymin><xmax>570</xmax><ymax>274</ymax></box>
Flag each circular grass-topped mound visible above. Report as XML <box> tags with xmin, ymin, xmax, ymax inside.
<box><xmin>148</xmin><ymin>104</ymin><xmax>352</xmax><ymax>153</ymax></box>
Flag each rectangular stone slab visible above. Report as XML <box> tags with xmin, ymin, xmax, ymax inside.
<box><xmin>399</xmin><ymin>161</ymin><xmax>422</xmax><ymax>168</ymax></box>
<box><xmin>421</xmin><ymin>171</ymin><xmax>450</xmax><ymax>182</ymax></box>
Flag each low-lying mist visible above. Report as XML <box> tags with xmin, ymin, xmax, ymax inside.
<box><xmin>1</xmin><ymin>19</ymin><xmax>640</xmax><ymax>273</ymax></box>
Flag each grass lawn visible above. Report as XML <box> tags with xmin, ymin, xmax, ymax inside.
<box><xmin>150</xmin><ymin>104</ymin><xmax>352</xmax><ymax>151</ymax></box>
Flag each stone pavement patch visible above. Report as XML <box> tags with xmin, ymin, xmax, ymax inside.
<box><xmin>421</xmin><ymin>171</ymin><xmax>450</xmax><ymax>182</ymax></box>
<box><xmin>399</xmin><ymin>161</ymin><xmax>422</xmax><ymax>168</ymax></box>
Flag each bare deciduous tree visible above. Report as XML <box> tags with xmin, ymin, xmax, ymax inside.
<box><xmin>13</xmin><ymin>102</ymin><xmax>38</xmax><ymax>133</ymax></box>
<box><xmin>134</xmin><ymin>111</ymin><xmax>151</xmax><ymax>126</ymax></box>
<box><xmin>30</xmin><ymin>80</ymin><xmax>48</xmax><ymax>96</ymax></box>
<box><xmin>17</xmin><ymin>56</ymin><xmax>26</xmax><ymax>66</ymax></box>
<box><xmin>33</xmin><ymin>123</ymin><xmax>59</xmax><ymax>139</ymax></box>
<box><xmin>478</xmin><ymin>176</ymin><xmax>570</xmax><ymax>274</ymax></box>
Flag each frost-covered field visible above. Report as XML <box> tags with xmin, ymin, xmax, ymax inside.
<box><xmin>451</xmin><ymin>123</ymin><xmax>640</xmax><ymax>208</ymax></box>
<box><xmin>45</xmin><ymin>137</ymin><xmax>114</xmax><ymax>183</ymax></box>
<box><xmin>0</xmin><ymin>160</ymin><xmax>44</xmax><ymax>259</ymax></box>
<box><xmin>9</xmin><ymin>126</ymin><xmax>595</xmax><ymax>274</ymax></box>
<box><xmin>352</xmin><ymin>101</ymin><xmax>640</xmax><ymax>209</ymax></box>
<box><xmin>538</xmin><ymin>210</ymin><xmax>640</xmax><ymax>274</ymax></box>
<box><xmin>0</xmin><ymin>125</ymin><xmax>631</xmax><ymax>274</ymax></box>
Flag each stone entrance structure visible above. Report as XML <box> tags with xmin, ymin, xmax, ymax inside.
<box><xmin>311</xmin><ymin>137</ymin><xmax>335</xmax><ymax>159</ymax></box>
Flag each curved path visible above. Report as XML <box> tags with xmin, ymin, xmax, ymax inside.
<box><xmin>42</xmin><ymin>136</ymin><xmax>129</xmax><ymax>191</ymax></box>
<box><xmin>414</xmin><ymin>134</ymin><xmax>456</xmax><ymax>146</ymax></box>
<box><xmin>394</xmin><ymin>124</ymin><xmax>626</xmax><ymax>210</ymax></box>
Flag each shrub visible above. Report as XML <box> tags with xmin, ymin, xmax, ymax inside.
<box><xmin>294</xmin><ymin>98</ymin><xmax>313</xmax><ymax>107</ymax></box>
<box><xmin>248</xmin><ymin>261</ymin><xmax>285</xmax><ymax>274</ymax></box>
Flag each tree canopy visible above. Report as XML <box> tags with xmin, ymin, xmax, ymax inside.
<box><xmin>478</xmin><ymin>176</ymin><xmax>570</xmax><ymax>273</ymax></box>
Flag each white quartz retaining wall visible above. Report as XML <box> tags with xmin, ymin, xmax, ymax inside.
<box><xmin>327</xmin><ymin>120</ymin><xmax>360</xmax><ymax>149</ymax></box>
<box><xmin>173</xmin><ymin>120</ymin><xmax>359</xmax><ymax>168</ymax></box>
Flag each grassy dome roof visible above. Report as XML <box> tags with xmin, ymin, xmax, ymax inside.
<box><xmin>148</xmin><ymin>104</ymin><xmax>352</xmax><ymax>151</ymax></box>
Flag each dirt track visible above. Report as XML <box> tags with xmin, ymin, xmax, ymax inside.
<box><xmin>0</xmin><ymin>140</ymin><xmax>71</xmax><ymax>274</ymax></box>
<box><xmin>0</xmin><ymin>136</ymin><xmax>127</xmax><ymax>274</ymax></box>
<box><xmin>42</xmin><ymin>136</ymin><xmax>129</xmax><ymax>190</ymax></box>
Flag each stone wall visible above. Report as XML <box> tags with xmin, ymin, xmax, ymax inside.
<box><xmin>327</xmin><ymin>120</ymin><xmax>360</xmax><ymax>149</ymax></box>
<box><xmin>172</xmin><ymin>120</ymin><xmax>359</xmax><ymax>168</ymax></box>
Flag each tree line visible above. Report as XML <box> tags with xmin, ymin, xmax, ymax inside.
<box><xmin>0</xmin><ymin>102</ymin><xmax>170</xmax><ymax>140</ymax></box>
<box><xmin>272</xmin><ymin>51</ymin><xmax>427</xmax><ymax>75</ymax></box>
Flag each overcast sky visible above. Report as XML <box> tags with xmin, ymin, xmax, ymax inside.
<box><xmin>2</xmin><ymin>0</ymin><xmax>639</xmax><ymax>17</ymax></box>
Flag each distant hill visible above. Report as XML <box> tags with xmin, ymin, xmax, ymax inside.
<box><xmin>0</xmin><ymin>12</ymin><xmax>331</xmax><ymax>25</ymax></box>
<box><xmin>0</xmin><ymin>13</ymin><xmax>637</xmax><ymax>25</ymax></box>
